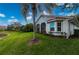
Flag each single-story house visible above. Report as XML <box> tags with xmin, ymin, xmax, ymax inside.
<box><xmin>0</xmin><ymin>26</ymin><xmax>7</xmax><ymax>30</ymax></box>
<box><xmin>36</xmin><ymin>13</ymin><xmax>79</xmax><ymax>39</ymax></box>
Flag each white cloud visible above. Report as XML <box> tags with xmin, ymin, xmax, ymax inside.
<box><xmin>43</xmin><ymin>11</ymin><xmax>49</xmax><ymax>15</ymax></box>
<box><xmin>59</xmin><ymin>12</ymin><xmax>76</xmax><ymax>16</ymax></box>
<box><xmin>26</xmin><ymin>16</ymin><xmax>32</xmax><ymax>20</ymax></box>
<box><xmin>59</xmin><ymin>12</ymin><xmax>67</xmax><ymax>16</ymax></box>
<box><xmin>66</xmin><ymin>12</ymin><xmax>76</xmax><ymax>16</ymax></box>
<box><xmin>0</xmin><ymin>13</ymin><xmax>6</xmax><ymax>17</ymax></box>
<box><xmin>8</xmin><ymin>19</ymin><xmax>19</xmax><ymax>23</ymax></box>
<box><xmin>65</xmin><ymin>4</ymin><xmax>73</xmax><ymax>8</ymax></box>
<box><xmin>10</xmin><ymin>16</ymin><xmax>15</xmax><ymax>18</ymax></box>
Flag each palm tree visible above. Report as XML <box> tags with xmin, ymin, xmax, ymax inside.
<box><xmin>21</xmin><ymin>4</ymin><xmax>29</xmax><ymax>24</ymax></box>
<box><xmin>31</xmin><ymin>4</ymin><xmax>37</xmax><ymax>40</ymax></box>
<box><xmin>45</xmin><ymin>3</ymin><xmax>57</xmax><ymax>14</ymax></box>
<box><xmin>21</xmin><ymin>3</ymin><xmax>57</xmax><ymax>41</ymax></box>
<box><xmin>21</xmin><ymin>3</ymin><xmax>38</xmax><ymax>41</ymax></box>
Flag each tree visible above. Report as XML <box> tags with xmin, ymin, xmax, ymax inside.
<box><xmin>25</xmin><ymin>23</ymin><xmax>33</xmax><ymax>32</ymax></box>
<box><xmin>21</xmin><ymin>3</ymin><xmax>57</xmax><ymax>40</ymax></box>
<box><xmin>21</xmin><ymin>3</ymin><xmax>37</xmax><ymax>40</ymax></box>
<box><xmin>21</xmin><ymin>3</ymin><xmax>79</xmax><ymax>39</ymax></box>
<box><xmin>22</xmin><ymin>4</ymin><xmax>29</xmax><ymax>23</ymax></box>
<box><xmin>20</xmin><ymin>23</ymin><xmax>33</xmax><ymax>32</ymax></box>
<box><xmin>7</xmin><ymin>22</ymin><xmax>21</xmax><ymax>31</ymax></box>
<box><xmin>20</xmin><ymin>25</ymin><xmax>26</xmax><ymax>32</ymax></box>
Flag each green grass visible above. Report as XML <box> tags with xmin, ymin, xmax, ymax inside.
<box><xmin>0</xmin><ymin>31</ymin><xmax>33</xmax><ymax>55</ymax></box>
<box><xmin>0</xmin><ymin>31</ymin><xmax>79</xmax><ymax>55</ymax></box>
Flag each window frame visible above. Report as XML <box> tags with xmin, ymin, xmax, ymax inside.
<box><xmin>57</xmin><ymin>21</ymin><xmax>61</xmax><ymax>32</ymax></box>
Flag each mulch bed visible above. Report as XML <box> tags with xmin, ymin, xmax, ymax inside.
<box><xmin>27</xmin><ymin>38</ymin><xmax>41</xmax><ymax>46</ymax></box>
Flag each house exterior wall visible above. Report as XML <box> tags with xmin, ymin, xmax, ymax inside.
<box><xmin>70</xmin><ymin>23</ymin><xmax>74</xmax><ymax>35</ymax></box>
<box><xmin>36</xmin><ymin>16</ymin><xmax>68</xmax><ymax>36</ymax></box>
<box><xmin>36</xmin><ymin>16</ymin><xmax>58</xmax><ymax>34</ymax></box>
<box><xmin>62</xmin><ymin>19</ymin><xmax>68</xmax><ymax>34</ymax></box>
<box><xmin>46</xmin><ymin>22</ymin><xmax>58</xmax><ymax>34</ymax></box>
<box><xmin>62</xmin><ymin>19</ymin><xmax>79</xmax><ymax>36</ymax></box>
<box><xmin>74</xmin><ymin>25</ymin><xmax>79</xmax><ymax>29</ymax></box>
<box><xmin>0</xmin><ymin>26</ymin><xmax>7</xmax><ymax>30</ymax></box>
<box><xmin>36</xmin><ymin>16</ymin><xmax>48</xmax><ymax>33</ymax></box>
<box><xmin>36</xmin><ymin>16</ymin><xmax>64</xmax><ymax>35</ymax></box>
<box><xmin>36</xmin><ymin>15</ymin><xmax>79</xmax><ymax>37</ymax></box>
<box><xmin>62</xmin><ymin>19</ymin><xmax>74</xmax><ymax>37</ymax></box>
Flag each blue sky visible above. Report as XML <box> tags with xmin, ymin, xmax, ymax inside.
<box><xmin>0</xmin><ymin>3</ymin><xmax>27</xmax><ymax>26</ymax></box>
<box><xmin>0</xmin><ymin>3</ymin><xmax>79</xmax><ymax>26</ymax></box>
<box><xmin>53</xmin><ymin>7</ymin><xmax>79</xmax><ymax>16</ymax></box>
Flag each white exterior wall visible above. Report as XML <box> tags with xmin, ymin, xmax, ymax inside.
<box><xmin>70</xmin><ymin>23</ymin><xmax>74</xmax><ymax>35</ymax></box>
<box><xmin>62</xmin><ymin>19</ymin><xmax>75</xmax><ymax>36</ymax></box>
<box><xmin>62</xmin><ymin>19</ymin><xmax>69</xmax><ymax>33</ymax></box>
<box><xmin>36</xmin><ymin>16</ymin><xmax>70</xmax><ymax>36</ymax></box>
<box><xmin>36</xmin><ymin>15</ymin><xmax>79</xmax><ymax>37</ymax></box>
<box><xmin>54</xmin><ymin>22</ymin><xmax>57</xmax><ymax>32</ymax></box>
<box><xmin>36</xmin><ymin>16</ymin><xmax>48</xmax><ymax>33</ymax></box>
<box><xmin>46</xmin><ymin>23</ymin><xmax>50</xmax><ymax>34</ymax></box>
<box><xmin>74</xmin><ymin>25</ymin><xmax>79</xmax><ymax>29</ymax></box>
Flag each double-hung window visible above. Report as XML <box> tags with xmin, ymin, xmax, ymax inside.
<box><xmin>57</xmin><ymin>22</ymin><xmax>61</xmax><ymax>31</ymax></box>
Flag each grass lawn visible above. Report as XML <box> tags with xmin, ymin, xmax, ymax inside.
<box><xmin>0</xmin><ymin>31</ymin><xmax>79</xmax><ymax>55</ymax></box>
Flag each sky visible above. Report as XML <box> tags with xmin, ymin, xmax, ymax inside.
<box><xmin>0</xmin><ymin>3</ymin><xmax>79</xmax><ymax>26</ymax></box>
<box><xmin>0</xmin><ymin>3</ymin><xmax>27</xmax><ymax>26</ymax></box>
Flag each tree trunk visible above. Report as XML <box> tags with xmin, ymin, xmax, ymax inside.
<box><xmin>33</xmin><ymin>12</ymin><xmax>36</xmax><ymax>39</ymax></box>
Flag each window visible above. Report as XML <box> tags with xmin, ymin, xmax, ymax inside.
<box><xmin>50</xmin><ymin>22</ymin><xmax>55</xmax><ymax>32</ymax></box>
<box><xmin>57</xmin><ymin>22</ymin><xmax>61</xmax><ymax>31</ymax></box>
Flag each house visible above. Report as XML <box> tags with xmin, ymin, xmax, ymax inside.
<box><xmin>36</xmin><ymin>13</ymin><xmax>79</xmax><ymax>39</ymax></box>
<box><xmin>0</xmin><ymin>26</ymin><xmax>7</xmax><ymax>30</ymax></box>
